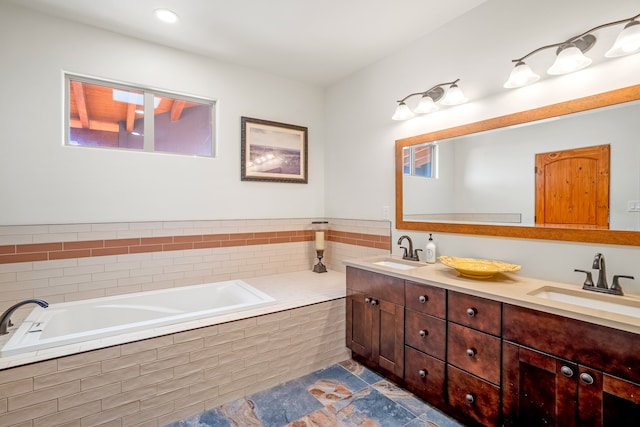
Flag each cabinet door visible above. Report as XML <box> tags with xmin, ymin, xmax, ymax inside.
<box><xmin>502</xmin><ymin>342</ymin><xmax>578</xmax><ymax>427</ymax></box>
<box><xmin>346</xmin><ymin>290</ymin><xmax>372</xmax><ymax>358</ymax></box>
<box><xmin>373</xmin><ymin>298</ymin><xmax>404</xmax><ymax>378</ymax></box>
<box><xmin>578</xmin><ymin>367</ymin><xmax>640</xmax><ymax>427</ymax></box>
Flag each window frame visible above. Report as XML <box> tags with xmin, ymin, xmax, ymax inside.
<box><xmin>403</xmin><ymin>142</ymin><xmax>438</xmax><ymax>178</ymax></box>
<box><xmin>64</xmin><ymin>73</ymin><xmax>217</xmax><ymax>157</ymax></box>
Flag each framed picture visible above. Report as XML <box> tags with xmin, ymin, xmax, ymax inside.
<box><xmin>241</xmin><ymin>117</ymin><xmax>308</xmax><ymax>183</ymax></box>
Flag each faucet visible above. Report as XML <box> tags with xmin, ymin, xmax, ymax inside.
<box><xmin>397</xmin><ymin>235</ymin><xmax>421</xmax><ymax>261</ymax></box>
<box><xmin>0</xmin><ymin>299</ymin><xmax>49</xmax><ymax>335</ymax></box>
<box><xmin>574</xmin><ymin>253</ymin><xmax>634</xmax><ymax>296</ymax></box>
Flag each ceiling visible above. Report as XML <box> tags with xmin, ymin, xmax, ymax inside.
<box><xmin>8</xmin><ymin>0</ymin><xmax>487</xmax><ymax>86</ymax></box>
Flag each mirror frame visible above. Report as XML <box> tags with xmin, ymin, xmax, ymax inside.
<box><xmin>395</xmin><ymin>84</ymin><xmax>640</xmax><ymax>246</ymax></box>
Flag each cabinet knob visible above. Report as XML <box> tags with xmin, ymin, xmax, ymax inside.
<box><xmin>580</xmin><ymin>372</ymin><xmax>595</xmax><ymax>385</ymax></box>
<box><xmin>419</xmin><ymin>329</ymin><xmax>428</xmax><ymax>337</ymax></box>
<box><xmin>370</xmin><ymin>299</ymin><xmax>379</xmax><ymax>306</ymax></box>
<box><xmin>465</xmin><ymin>393</ymin><xmax>475</xmax><ymax>404</ymax></box>
<box><xmin>364</xmin><ymin>297</ymin><xmax>371</xmax><ymax>304</ymax></box>
<box><xmin>419</xmin><ymin>369</ymin><xmax>427</xmax><ymax>378</ymax></box>
<box><xmin>466</xmin><ymin>308</ymin><xmax>477</xmax><ymax>317</ymax></box>
<box><xmin>560</xmin><ymin>366</ymin><xmax>574</xmax><ymax>378</ymax></box>
<box><xmin>419</xmin><ymin>295</ymin><xmax>428</xmax><ymax>304</ymax></box>
<box><xmin>466</xmin><ymin>348</ymin><xmax>476</xmax><ymax>358</ymax></box>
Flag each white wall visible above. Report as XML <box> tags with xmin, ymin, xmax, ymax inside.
<box><xmin>0</xmin><ymin>3</ymin><xmax>325</xmax><ymax>225</ymax></box>
<box><xmin>325</xmin><ymin>0</ymin><xmax>640</xmax><ymax>293</ymax></box>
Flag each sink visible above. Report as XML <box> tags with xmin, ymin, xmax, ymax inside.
<box><xmin>372</xmin><ymin>259</ymin><xmax>421</xmax><ymax>270</ymax></box>
<box><xmin>529</xmin><ymin>286</ymin><xmax>640</xmax><ymax>318</ymax></box>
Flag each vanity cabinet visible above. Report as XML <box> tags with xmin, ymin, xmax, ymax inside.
<box><xmin>446</xmin><ymin>291</ymin><xmax>502</xmax><ymax>426</ymax></box>
<box><xmin>346</xmin><ymin>267</ymin><xmax>404</xmax><ymax>379</ymax></box>
<box><xmin>502</xmin><ymin>304</ymin><xmax>640</xmax><ymax>426</ymax></box>
<box><xmin>404</xmin><ymin>281</ymin><xmax>447</xmax><ymax>406</ymax></box>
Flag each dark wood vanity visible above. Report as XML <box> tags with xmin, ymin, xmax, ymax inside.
<box><xmin>346</xmin><ymin>266</ymin><xmax>640</xmax><ymax>426</ymax></box>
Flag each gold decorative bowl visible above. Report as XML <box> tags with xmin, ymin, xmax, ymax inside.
<box><xmin>439</xmin><ymin>256</ymin><xmax>521</xmax><ymax>279</ymax></box>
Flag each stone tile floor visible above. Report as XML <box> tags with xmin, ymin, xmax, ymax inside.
<box><xmin>168</xmin><ymin>359</ymin><xmax>465</xmax><ymax>427</ymax></box>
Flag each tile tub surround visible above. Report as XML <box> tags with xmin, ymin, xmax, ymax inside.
<box><xmin>0</xmin><ymin>272</ymin><xmax>350</xmax><ymax>427</ymax></box>
<box><xmin>171</xmin><ymin>360</ymin><xmax>464</xmax><ymax>427</ymax></box>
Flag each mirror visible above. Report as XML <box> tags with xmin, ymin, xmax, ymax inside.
<box><xmin>395</xmin><ymin>84</ymin><xmax>640</xmax><ymax>246</ymax></box>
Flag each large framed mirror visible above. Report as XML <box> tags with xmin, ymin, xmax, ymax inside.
<box><xmin>395</xmin><ymin>84</ymin><xmax>640</xmax><ymax>246</ymax></box>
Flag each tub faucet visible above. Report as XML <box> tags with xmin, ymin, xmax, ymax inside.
<box><xmin>0</xmin><ymin>299</ymin><xmax>49</xmax><ymax>335</ymax></box>
<box><xmin>397</xmin><ymin>235</ymin><xmax>420</xmax><ymax>261</ymax></box>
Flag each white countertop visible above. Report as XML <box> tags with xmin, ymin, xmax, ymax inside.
<box><xmin>345</xmin><ymin>255</ymin><xmax>640</xmax><ymax>335</ymax></box>
<box><xmin>0</xmin><ymin>270</ymin><xmax>346</xmax><ymax>370</ymax></box>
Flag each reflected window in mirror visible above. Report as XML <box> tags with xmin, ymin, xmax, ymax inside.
<box><xmin>403</xmin><ymin>143</ymin><xmax>437</xmax><ymax>178</ymax></box>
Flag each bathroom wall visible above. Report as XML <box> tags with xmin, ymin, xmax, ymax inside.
<box><xmin>0</xmin><ymin>3</ymin><xmax>325</xmax><ymax>225</ymax></box>
<box><xmin>324</xmin><ymin>0</ymin><xmax>640</xmax><ymax>293</ymax></box>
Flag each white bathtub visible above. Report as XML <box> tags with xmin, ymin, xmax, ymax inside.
<box><xmin>0</xmin><ymin>280</ymin><xmax>275</xmax><ymax>357</ymax></box>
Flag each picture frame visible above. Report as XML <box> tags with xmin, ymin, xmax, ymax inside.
<box><xmin>241</xmin><ymin>117</ymin><xmax>308</xmax><ymax>183</ymax></box>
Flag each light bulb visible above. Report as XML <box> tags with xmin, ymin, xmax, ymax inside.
<box><xmin>547</xmin><ymin>44</ymin><xmax>592</xmax><ymax>75</ymax></box>
<box><xmin>504</xmin><ymin>61</ymin><xmax>540</xmax><ymax>88</ymax></box>
<box><xmin>392</xmin><ymin>102</ymin><xmax>415</xmax><ymax>121</ymax></box>
<box><xmin>606</xmin><ymin>20</ymin><xmax>640</xmax><ymax>57</ymax></box>
<box><xmin>440</xmin><ymin>84</ymin><xmax>468</xmax><ymax>106</ymax></box>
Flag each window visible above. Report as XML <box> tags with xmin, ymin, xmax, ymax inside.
<box><xmin>66</xmin><ymin>75</ymin><xmax>215</xmax><ymax>157</ymax></box>
<box><xmin>403</xmin><ymin>143</ymin><xmax>437</xmax><ymax>178</ymax></box>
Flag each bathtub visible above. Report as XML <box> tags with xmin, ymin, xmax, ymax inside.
<box><xmin>0</xmin><ymin>280</ymin><xmax>275</xmax><ymax>357</ymax></box>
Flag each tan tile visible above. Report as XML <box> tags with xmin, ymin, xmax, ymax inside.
<box><xmin>58</xmin><ymin>346</ymin><xmax>121</xmax><ymax>371</ymax></box>
<box><xmin>101</xmin><ymin>349</ymin><xmax>157</xmax><ymax>372</ymax></box>
<box><xmin>9</xmin><ymin>380</ymin><xmax>80</xmax><ymax>411</ymax></box>
<box><xmin>139</xmin><ymin>386</ymin><xmax>189</xmax><ymax>412</ymax></box>
<box><xmin>0</xmin><ymin>398</ymin><xmax>6</xmax><ymax>414</ymax></box>
<box><xmin>59</xmin><ymin>383</ymin><xmax>121</xmax><ymax>411</ymax></box>
<box><xmin>156</xmin><ymin>339</ymin><xmax>203</xmax><ymax>360</ymax></box>
<box><xmin>34</xmin><ymin>364</ymin><xmax>101</xmax><ymax>390</ymax></box>
<box><xmin>122</xmin><ymin>402</ymin><xmax>173</xmax><ymax>427</ymax></box>
<box><xmin>0</xmin><ymin>400</ymin><xmax>57</xmax><ymax>426</ymax></box>
<box><xmin>120</xmin><ymin>336</ymin><xmax>174</xmax><ymax>357</ymax></box>
<box><xmin>140</xmin><ymin>354</ymin><xmax>189</xmax><ymax>376</ymax></box>
<box><xmin>0</xmin><ymin>360</ymin><xmax>57</xmax><ymax>386</ymax></box>
<box><xmin>217</xmin><ymin>318</ymin><xmax>257</xmax><ymax>333</ymax></box>
<box><xmin>101</xmin><ymin>385</ymin><xmax>156</xmax><ymax>411</ymax></box>
<box><xmin>203</xmin><ymin>329</ymin><xmax>245</xmax><ymax>347</ymax></box>
<box><xmin>122</xmin><ymin>368</ymin><xmax>173</xmax><ymax>393</ymax></box>
<box><xmin>172</xmin><ymin>326</ymin><xmax>218</xmax><ymax>343</ymax></box>
<box><xmin>157</xmin><ymin>371</ymin><xmax>203</xmax><ymax>396</ymax></box>
<box><xmin>81</xmin><ymin>365</ymin><xmax>139</xmax><ymax>391</ymax></box>
<box><xmin>0</xmin><ymin>378</ymin><xmax>33</xmax><ymax>399</ymax></box>
<box><xmin>173</xmin><ymin>353</ymin><xmax>220</xmax><ymax>378</ymax></box>
<box><xmin>80</xmin><ymin>401</ymin><xmax>139</xmax><ymax>427</ymax></box>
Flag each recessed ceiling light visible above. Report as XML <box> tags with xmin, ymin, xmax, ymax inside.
<box><xmin>154</xmin><ymin>8</ymin><xmax>178</xmax><ymax>24</ymax></box>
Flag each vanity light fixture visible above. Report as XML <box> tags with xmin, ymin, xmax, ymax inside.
<box><xmin>392</xmin><ymin>79</ymin><xmax>468</xmax><ymax>121</ymax></box>
<box><xmin>504</xmin><ymin>11</ymin><xmax>640</xmax><ymax>88</ymax></box>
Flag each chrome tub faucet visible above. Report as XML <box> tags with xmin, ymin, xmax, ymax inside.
<box><xmin>0</xmin><ymin>299</ymin><xmax>49</xmax><ymax>335</ymax></box>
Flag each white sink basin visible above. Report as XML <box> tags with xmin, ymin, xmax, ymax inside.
<box><xmin>372</xmin><ymin>260</ymin><xmax>421</xmax><ymax>270</ymax></box>
<box><xmin>529</xmin><ymin>286</ymin><xmax>640</xmax><ymax>318</ymax></box>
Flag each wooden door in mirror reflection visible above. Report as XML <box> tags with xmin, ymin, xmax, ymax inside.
<box><xmin>535</xmin><ymin>144</ymin><xmax>610</xmax><ymax>229</ymax></box>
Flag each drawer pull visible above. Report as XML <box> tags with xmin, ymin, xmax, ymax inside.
<box><xmin>364</xmin><ymin>297</ymin><xmax>371</xmax><ymax>304</ymax></box>
<box><xmin>370</xmin><ymin>299</ymin><xmax>379</xmax><ymax>306</ymax></box>
<box><xmin>560</xmin><ymin>366</ymin><xmax>574</xmax><ymax>378</ymax></box>
<box><xmin>419</xmin><ymin>329</ymin><xmax>428</xmax><ymax>337</ymax></box>
<box><xmin>465</xmin><ymin>393</ymin><xmax>475</xmax><ymax>404</ymax></box>
<box><xmin>580</xmin><ymin>372</ymin><xmax>595</xmax><ymax>385</ymax></box>
<box><xmin>419</xmin><ymin>295</ymin><xmax>428</xmax><ymax>303</ymax></box>
<box><xmin>419</xmin><ymin>369</ymin><xmax>427</xmax><ymax>378</ymax></box>
<box><xmin>466</xmin><ymin>307</ymin><xmax>477</xmax><ymax>317</ymax></box>
<box><xmin>466</xmin><ymin>348</ymin><xmax>476</xmax><ymax>358</ymax></box>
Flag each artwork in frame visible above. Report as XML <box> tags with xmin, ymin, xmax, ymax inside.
<box><xmin>241</xmin><ymin>117</ymin><xmax>308</xmax><ymax>183</ymax></box>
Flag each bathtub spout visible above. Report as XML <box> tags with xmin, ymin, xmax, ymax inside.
<box><xmin>0</xmin><ymin>299</ymin><xmax>49</xmax><ymax>335</ymax></box>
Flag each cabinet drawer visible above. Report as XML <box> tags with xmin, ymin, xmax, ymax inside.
<box><xmin>404</xmin><ymin>346</ymin><xmax>445</xmax><ymax>407</ymax></box>
<box><xmin>346</xmin><ymin>267</ymin><xmax>404</xmax><ymax>305</ymax></box>
<box><xmin>405</xmin><ymin>281</ymin><xmax>446</xmax><ymax>318</ymax></box>
<box><xmin>448</xmin><ymin>291</ymin><xmax>501</xmax><ymax>335</ymax></box>
<box><xmin>447</xmin><ymin>365</ymin><xmax>501</xmax><ymax>427</ymax></box>
<box><xmin>405</xmin><ymin>310</ymin><xmax>446</xmax><ymax>360</ymax></box>
<box><xmin>448</xmin><ymin>323</ymin><xmax>501</xmax><ymax>384</ymax></box>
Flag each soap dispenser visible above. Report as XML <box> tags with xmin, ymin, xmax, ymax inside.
<box><xmin>425</xmin><ymin>234</ymin><xmax>436</xmax><ymax>264</ymax></box>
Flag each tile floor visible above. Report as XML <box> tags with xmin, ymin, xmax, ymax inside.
<box><xmin>168</xmin><ymin>359</ymin><xmax>464</xmax><ymax>427</ymax></box>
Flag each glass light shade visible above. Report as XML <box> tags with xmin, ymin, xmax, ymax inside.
<box><xmin>504</xmin><ymin>61</ymin><xmax>540</xmax><ymax>88</ymax></box>
<box><xmin>547</xmin><ymin>44</ymin><xmax>592</xmax><ymax>75</ymax></box>
<box><xmin>605</xmin><ymin>20</ymin><xmax>640</xmax><ymax>58</ymax></box>
<box><xmin>439</xmin><ymin>84</ymin><xmax>468</xmax><ymax>106</ymax></box>
<box><xmin>392</xmin><ymin>102</ymin><xmax>414</xmax><ymax>120</ymax></box>
<box><xmin>414</xmin><ymin>95</ymin><xmax>439</xmax><ymax>114</ymax></box>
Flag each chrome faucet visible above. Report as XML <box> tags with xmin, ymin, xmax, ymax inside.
<box><xmin>0</xmin><ymin>299</ymin><xmax>49</xmax><ymax>335</ymax></box>
<box><xmin>574</xmin><ymin>253</ymin><xmax>634</xmax><ymax>296</ymax></box>
<box><xmin>397</xmin><ymin>235</ymin><xmax>421</xmax><ymax>261</ymax></box>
